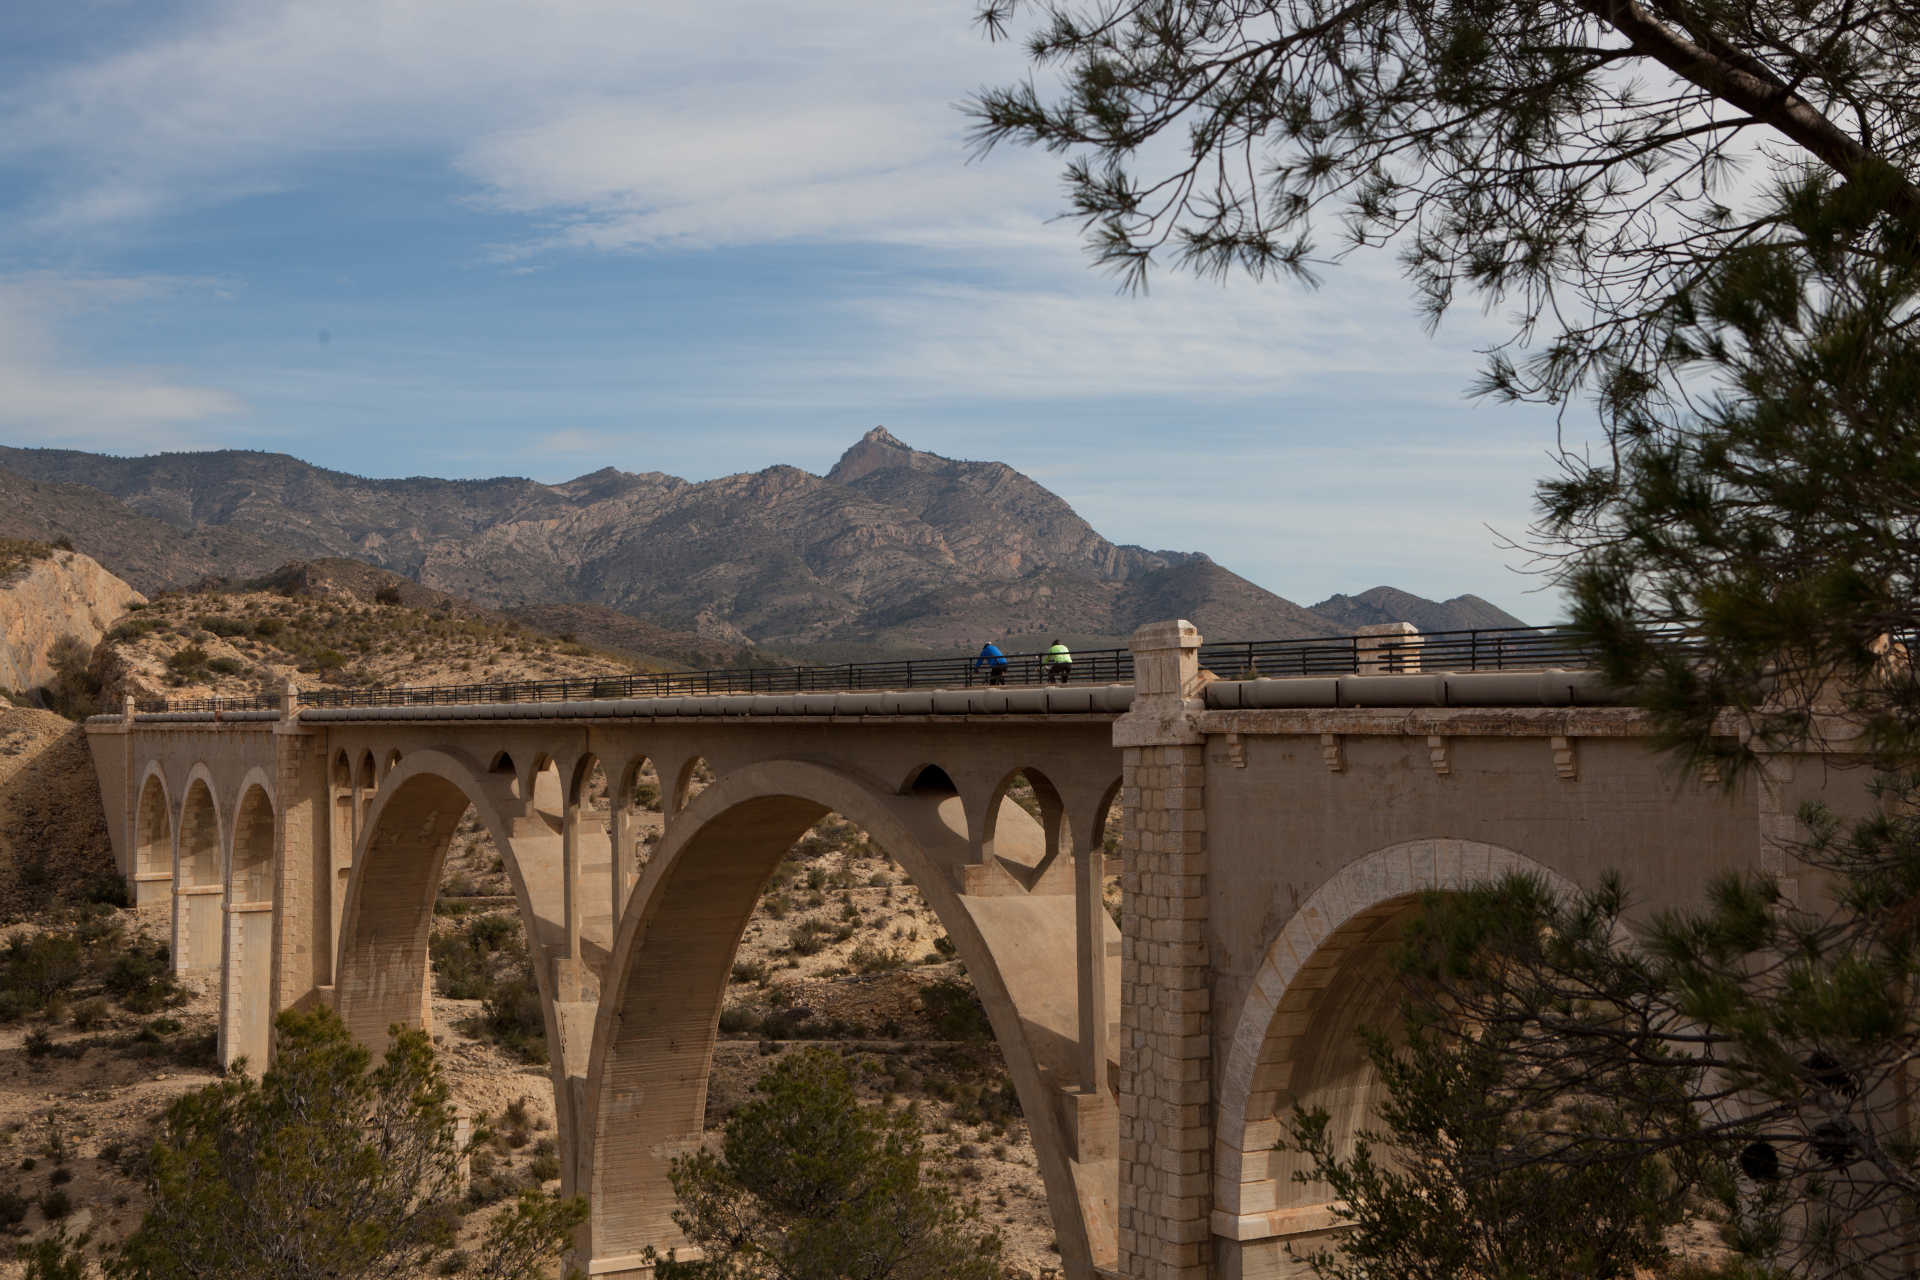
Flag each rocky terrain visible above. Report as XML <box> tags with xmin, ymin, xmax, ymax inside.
<box><xmin>0</xmin><ymin>548</ymin><xmax>143</xmax><ymax>701</ymax></box>
<box><xmin>1308</xmin><ymin>584</ymin><xmax>1528</xmax><ymax>634</ymax></box>
<box><xmin>86</xmin><ymin>581</ymin><xmax>644</xmax><ymax>710</ymax></box>
<box><xmin>0</xmin><ymin>432</ymin><xmax>1525</xmax><ymax>656</ymax></box>
<box><xmin>0</xmin><ymin>707</ymin><xmax>119</xmax><ymax>918</ymax></box>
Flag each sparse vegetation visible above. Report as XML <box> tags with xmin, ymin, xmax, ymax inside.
<box><xmin>431</xmin><ymin>913</ymin><xmax>546</xmax><ymax>1063</ymax></box>
<box><xmin>0</xmin><ymin>911</ymin><xmax>180</xmax><ymax>1023</ymax></box>
<box><xmin>113</xmin><ymin>1007</ymin><xmax>583</xmax><ymax>1280</ymax></box>
<box><xmin>0</xmin><ymin>539</ymin><xmax>54</xmax><ymax>585</ymax></box>
<box><xmin>658</xmin><ymin>1046</ymin><xmax>1005</xmax><ymax>1280</ymax></box>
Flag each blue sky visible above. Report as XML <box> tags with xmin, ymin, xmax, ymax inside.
<box><xmin>0</xmin><ymin>0</ymin><xmax>1578</xmax><ymax>622</ymax></box>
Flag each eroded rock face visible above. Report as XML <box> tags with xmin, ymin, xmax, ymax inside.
<box><xmin>0</xmin><ymin>550</ymin><xmax>144</xmax><ymax>694</ymax></box>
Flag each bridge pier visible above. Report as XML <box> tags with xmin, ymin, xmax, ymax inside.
<box><xmin>1114</xmin><ymin>622</ymin><xmax>1213</xmax><ymax>1280</ymax></box>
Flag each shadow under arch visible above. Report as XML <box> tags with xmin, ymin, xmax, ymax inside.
<box><xmin>980</xmin><ymin>765</ymin><xmax>1070</xmax><ymax>893</ymax></box>
<box><xmin>222</xmin><ymin>780</ymin><xmax>277</xmax><ymax>1071</ymax></box>
<box><xmin>583</xmin><ymin>758</ymin><xmax>1113</xmax><ymax>1279</ymax></box>
<box><xmin>334</xmin><ymin>748</ymin><xmax>586</xmax><ymax>1181</ymax></box>
<box><xmin>1213</xmin><ymin>838</ymin><xmax>1580</xmax><ymax>1257</ymax></box>
<box><xmin>175</xmin><ymin>772</ymin><xmax>224</xmax><ymax>975</ymax></box>
<box><xmin>133</xmin><ymin>766</ymin><xmax>172</xmax><ymax>906</ymax></box>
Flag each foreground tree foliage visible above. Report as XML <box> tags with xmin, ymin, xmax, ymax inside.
<box><xmin>657</xmin><ymin>1046</ymin><xmax>1004</xmax><ymax>1280</ymax></box>
<box><xmin>969</xmin><ymin>0</ymin><xmax>1920</xmax><ymax>411</ymax></box>
<box><xmin>1545</xmin><ymin>174</ymin><xmax>1920</xmax><ymax>767</ymax></box>
<box><xmin>112</xmin><ymin>1007</ymin><xmax>584</xmax><ymax>1280</ymax></box>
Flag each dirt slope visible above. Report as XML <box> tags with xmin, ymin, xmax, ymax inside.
<box><xmin>0</xmin><ymin>708</ymin><xmax>116</xmax><ymax>919</ymax></box>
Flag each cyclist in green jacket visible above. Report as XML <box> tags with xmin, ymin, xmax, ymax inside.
<box><xmin>1043</xmin><ymin>640</ymin><xmax>1072</xmax><ymax>684</ymax></box>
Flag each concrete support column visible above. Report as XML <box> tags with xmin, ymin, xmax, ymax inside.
<box><xmin>560</xmin><ymin>793</ymin><xmax>585</xmax><ymax>1003</ymax></box>
<box><xmin>1075</xmin><ymin>802</ymin><xmax>1109</xmax><ymax>1096</ymax></box>
<box><xmin>272</xmin><ymin>695</ymin><xmax>328</xmax><ymax>1023</ymax></box>
<box><xmin>1114</xmin><ymin>620</ymin><xmax>1213</xmax><ymax>1280</ymax></box>
<box><xmin>610</xmin><ymin>801</ymin><xmax>632</xmax><ymax>920</ymax></box>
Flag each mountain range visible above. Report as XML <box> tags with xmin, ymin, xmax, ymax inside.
<box><xmin>0</xmin><ymin>429</ymin><xmax>1524</xmax><ymax>655</ymax></box>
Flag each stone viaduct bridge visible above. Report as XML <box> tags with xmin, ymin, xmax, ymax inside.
<box><xmin>80</xmin><ymin>620</ymin><xmax>1861</xmax><ymax>1280</ymax></box>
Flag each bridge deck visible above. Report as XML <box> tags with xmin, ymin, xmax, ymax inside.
<box><xmin>97</xmin><ymin>667</ymin><xmax>1628</xmax><ymax>727</ymax></box>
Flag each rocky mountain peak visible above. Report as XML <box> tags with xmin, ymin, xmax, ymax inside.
<box><xmin>827</xmin><ymin>427</ymin><xmax>918</xmax><ymax>484</ymax></box>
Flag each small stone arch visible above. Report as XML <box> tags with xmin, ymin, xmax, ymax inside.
<box><xmin>610</xmin><ymin>754</ymin><xmax>664</xmax><ymax>909</ymax></box>
<box><xmin>584</xmin><ymin>759</ymin><xmax>1112</xmax><ymax>1279</ymax></box>
<box><xmin>1212</xmin><ymin>839</ymin><xmax>1579</xmax><ymax>1257</ymax></box>
<box><xmin>356</xmin><ymin>751</ymin><xmax>377</xmax><ymax>826</ymax></box>
<box><xmin>222</xmin><ymin>781</ymin><xmax>276</xmax><ymax>1071</ymax></box>
<box><xmin>981</xmin><ymin>765</ymin><xmax>1071</xmax><ymax>892</ymax></box>
<box><xmin>132</xmin><ymin>766</ymin><xmax>173</xmax><ymax>907</ymax></box>
<box><xmin>670</xmin><ymin>755</ymin><xmax>714</xmax><ymax>814</ymax></box>
<box><xmin>529</xmin><ymin>754</ymin><xmax>564</xmax><ymax>833</ymax></box>
<box><xmin>174</xmin><ymin>771</ymin><xmax>225</xmax><ymax>975</ymax></box>
<box><xmin>899</xmin><ymin>762</ymin><xmax>958</xmax><ymax>795</ymax></box>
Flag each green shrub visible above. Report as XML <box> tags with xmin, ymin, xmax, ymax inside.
<box><xmin>922</xmin><ymin>979</ymin><xmax>993</xmax><ymax>1042</ymax></box>
<box><xmin>786</xmin><ymin>919</ymin><xmax>832</xmax><ymax>957</ymax></box>
<box><xmin>206</xmin><ymin>657</ymin><xmax>247</xmax><ymax>676</ymax></box>
<box><xmin>480</xmin><ymin>973</ymin><xmax>547</xmax><ymax>1063</ymax></box>
<box><xmin>166</xmin><ymin>645</ymin><xmax>209</xmax><ymax>674</ymax></box>
<box><xmin>718</xmin><ymin>1006</ymin><xmax>764</xmax><ymax>1035</ymax></box>
<box><xmin>104</xmin><ymin>942</ymin><xmax>182</xmax><ymax>1013</ymax></box>
<box><xmin>0</xmin><ymin>934</ymin><xmax>87</xmax><ymax>1021</ymax></box>
<box><xmin>730</xmin><ymin>959</ymin><xmax>769</xmax><ymax>984</ymax></box>
<box><xmin>196</xmin><ymin>616</ymin><xmax>248</xmax><ymax>637</ymax></box>
<box><xmin>68</xmin><ymin>998</ymin><xmax>109</xmax><ymax>1030</ymax></box>
<box><xmin>849</xmin><ymin>941</ymin><xmax>908</xmax><ymax>975</ymax></box>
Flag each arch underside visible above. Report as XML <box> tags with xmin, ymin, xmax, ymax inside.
<box><xmin>586</xmin><ymin>761</ymin><xmax>1120</xmax><ymax>1279</ymax></box>
<box><xmin>333</xmin><ymin>751</ymin><xmax>610</xmax><ymax>1206</ymax></box>
<box><xmin>1215</xmin><ymin>840</ymin><xmax>1580</xmax><ymax>1273</ymax></box>
<box><xmin>133</xmin><ymin>771</ymin><xmax>172</xmax><ymax>906</ymax></box>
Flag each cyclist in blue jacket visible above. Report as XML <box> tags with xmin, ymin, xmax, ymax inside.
<box><xmin>974</xmin><ymin>642</ymin><xmax>1009</xmax><ymax>686</ymax></box>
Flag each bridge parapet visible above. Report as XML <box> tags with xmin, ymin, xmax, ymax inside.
<box><xmin>109</xmin><ymin>622</ymin><xmax>1673</xmax><ymax>717</ymax></box>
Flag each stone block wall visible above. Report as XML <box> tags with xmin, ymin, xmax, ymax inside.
<box><xmin>1119</xmin><ymin>741</ymin><xmax>1212</xmax><ymax>1278</ymax></box>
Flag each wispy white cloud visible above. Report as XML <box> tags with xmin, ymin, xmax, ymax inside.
<box><xmin>0</xmin><ymin>0</ymin><xmax>1050</xmax><ymax>250</ymax></box>
<box><xmin>0</xmin><ymin>276</ymin><xmax>245</xmax><ymax>446</ymax></box>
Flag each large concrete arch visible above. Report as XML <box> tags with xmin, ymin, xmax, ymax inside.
<box><xmin>174</xmin><ymin>768</ymin><xmax>225</xmax><ymax>975</ymax></box>
<box><xmin>222</xmin><ymin>777</ymin><xmax>277</xmax><ymax>1070</ymax></box>
<box><xmin>1212</xmin><ymin>839</ymin><xmax>1581</xmax><ymax>1275</ymax></box>
<box><xmin>582</xmin><ymin>757</ymin><xmax>1118</xmax><ymax>1280</ymax></box>
<box><xmin>333</xmin><ymin>748</ymin><xmax>586</xmax><ymax>1164</ymax></box>
<box><xmin>132</xmin><ymin>765</ymin><xmax>173</xmax><ymax>908</ymax></box>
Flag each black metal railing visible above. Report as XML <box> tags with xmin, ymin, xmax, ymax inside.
<box><xmin>138</xmin><ymin>623</ymin><xmax>1652</xmax><ymax>715</ymax></box>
